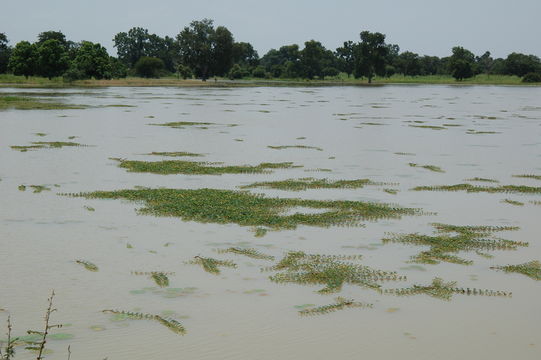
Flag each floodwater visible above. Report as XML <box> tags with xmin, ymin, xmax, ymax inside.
<box><xmin>1</xmin><ymin>85</ymin><xmax>540</xmax><ymax>360</ymax></box>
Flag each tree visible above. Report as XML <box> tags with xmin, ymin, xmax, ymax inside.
<box><xmin>299</xmin><ymin>40</ymin><xmax>328</xmax><ymax>79</ymax></box>
<box><xmin>396</xmin><ymin>51</ymin><xmax>420</xmax><ymax>76</ymax></box>
<box><xmin>354</xmin><ymin>31</ymin><xmax>389</xmax><ymax>83</ymax></box>
<box><xmin>177</xmin><ymin>19</ymin><xmax>217</xmax><ymax>80</ymax></box>
<box><xmin>211</xmin><ymin>26</ymin><xmax>234</xmax><ymax>76</ymax></box>
<box><xmin>448</xmin><ymin>46</ymin><xmax>476</xmax><ymax>80</ymax></box>
<box><xmin>476</xmin><ymin>51</ymin><xmax>494</xmax><ymax>75</ymax></box>
<box><xmin>232</xmin><ymin>42</ymin><xmax>259</xmax><ymax>67</ymax></box>
<box><xmin>177</xmin><ymin>64</ymin><xmax>193</xmax><ymax>79</ymax></box>
<box><xmin>71</xmin><ymin>41</ymin><xmax>112</xmax><ymax>79</ymax></box>
<box><xmin>35</xmin><ymin>39</ymin><xmax>69</xmax><ymax>79</ymax></box>
<box><xmin>418</xmin><ymin>56</ymin><xmax>442</xmax><ymax>75</ymax></box>
<box><xmin>503</xmin><ymin>53</ymin><xmax>541</xmax><ymax>77</ymax></box>
<box><xmin>335</xmin><ymin>41</ymin><xmax>355</xmax><ymax>77</ymax></box>
<box><xmin>113</xmin><ymin>27</ymin><xmax>149</xmax><ymax>67</ymax></box>
<box><xmin>37</xmin><ymin>31</ymin><xmax>68</xmax><ymax>48</ymax></box>
<box><xmin>0</xmin><ymin>33</ymin><xmax>10</xmax><ymax>73</ymax></box>
<box><xmin>8</xmin><ymin>41</ymin><xmax>37</xmax><ymax>78</ymax></box>
<box><xmin>134</xmin><ymin>56</ymin><xmax>164</xmax><ymax>77</ymax></box>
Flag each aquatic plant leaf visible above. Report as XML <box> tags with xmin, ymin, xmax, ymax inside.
<box><xmin>491</xmin><ymin>260</ymin><xmax>541</xmax><ymax>280</ymax></box>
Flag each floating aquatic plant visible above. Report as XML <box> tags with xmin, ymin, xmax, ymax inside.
<box><xmin>149</xmin><ymin>121</ymin><xmax>214</xmax><ymax>129</ymax></box>
<box><xmin>265</xmin><ymin>251</ymin><xmax>404</xmax><ymax>294</ymax></box>
<box><xmin>531</xmin><ymin>201</ymin><xmax>541</xmax><ymax>206</ymax></box>
<box><xmin>253</xmin><ymin>227</ymin><xmax>268</xmax><ymax>237</ymax></box>
<box><xmin>491</xmin><ymin>260</ymin><xmax>541</xmax><ymax>280</ymax></box>
<box><xmin>75</xmin><ymin>260</ymin><xmax>98</xmax><ymax>272</ymax></box>
<box><xmin>409</xmin><ymin>125</ymin><xmax>446</xmax><ymax>130</ymax></box>
<box><xmin>298</xmin><ymin>297</ymin><xmax>372</xmax><ymax>316</ymax></box>
<box><xmin>409</xmin><ymin>163</ymin><xmax>445</xmax><ymax>173</ymax></box>
<box><xmin>240</xmin><ymin>178</ymin><xmax>380</xmax><ymax>191</ymax></box>
<box><xmin>112</xmin><ymin>159</ymin><xmax>302</xmax><ymax>175</ymax></box>
<box><xmin>147</xmin><ymin>151</ymin><xmax>204</xmax><ymax>157</ymax></box>
<box><xmin>187</xmin><ymin>256</ymin><xmax>237</xmax><ymax>275</ymax></box>
<box><xmin>64</xmin><ymin>188</ymin><xmax>421</xmax><ymax>230</ymax></box>
<box><xmin>0</xmin><ymin>95</ymin><xmax>86</xmax><ymax>110</ymax></box>
<box><xmin>216</xmin><ymin>247</ymin><xmax>274</xmax><ymax>260</ymax></box>
<box><xmin>394</xmin><ymin>152</ymin><xmax>415</xmax><ymax>156</ymax></box>
<box><xmin>501</xmin><ymin>199</ymin><xmax>524</xmax><ymax>206</ymax></box>
<box><xmin>150</xmin><ymin>272</ymin><xmax>170</xmax><ymax>287</ymax></box>
<box><xmin>412</xmin><ymin>183</ymin><xmax>541</xmax><ymax>194</ymax></box>
<box><xmin>513</xmin><ymin>174</ymin><xmax>541</xmax><ymax>181</ymax></box>
<box><xmin>384</xmin><ymin>189</ymin><xmax>398</xmax><ymax>195</ymax></box>
<box><xmin>382</xmin><ymin>223</ymin><xmax>525</xmax><ymax>265</ymax></box>
<box><xmin>102</xmin><ymin>310</ymin><xmax>185</xmax><ymax>335</ymax></box>
<box><xmin>466</xmin><ymin>130</ymin><xmax>500</xmax><ymax>135</ymax></box>
<box><xmin>465</xmin><ymin>177</ymin><xmax>499</xmax><ymax>183</ymax></box>
<box><xmin>383</xmin><ymin>277</ymin><xmax>511</xmax><ymax>300</ymax></box>
<box><xmin>268</xmin><ymin>145</ymin><xmax>323</xmax><ymax>151</ymax></box>
<box><xmin>11</xmin><ymin>142</ymin><xmax>86</xmax><ymax>152</ymax></box>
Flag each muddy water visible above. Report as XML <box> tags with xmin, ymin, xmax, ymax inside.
<box><xmin>1</xmin><ymin>85</ymin><xmax>540</xmax><ymax>360</ymax></box>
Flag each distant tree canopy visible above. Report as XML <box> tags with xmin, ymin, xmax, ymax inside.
<box><xmin>2</xmin><ymin>21</ymin><xmax>541</xmax><ymax>82</ymax></box>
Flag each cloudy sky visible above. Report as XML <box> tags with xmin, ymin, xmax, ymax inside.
<box><xmin>2</xmin><ymin>0</ymin><xmax>540</xmax><ymax>58</ymax></box>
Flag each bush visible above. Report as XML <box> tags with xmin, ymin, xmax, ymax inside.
<box><xmin>228</xmin><ymin>64</ymin><xmax>243</xmax><ymax>79</ymax></box>
<box><xmin>134</xmin><ymin>56</ymin><xmax>164</xmax><ymax>78</ymax></box>
<box><xmin>522</xmin><ymin>72</ymin><xmax>541</xmax><ymax>83</ymax></box>
<box><xmin>322</xmin><ymin>67</ymin><xmax>339</xmax><ymax>77</ymax></box>
<box><xmin>252</xmin><ymin>66</ymin><xmax>266</xmax><ymax>78</ymax></box>
<box><xmin>177</xmin><ymin>64</ymin><xmax>193</xmax><ymax>79</ymax></box>
<box><xmin>62</xmin><ymin>65</ymin><xmax>84</xmax><ymax>82</ymax></box>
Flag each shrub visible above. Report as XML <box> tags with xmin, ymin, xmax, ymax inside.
<box><xmin>177</xmin><ymin>64</ymin><xmax>193</xmax><ymax>79</ymax></box>
<box><xmin>228</xmin><ymin>64</ymin><xmax>243</xmax><ymax>79</ymax></box>
<box><xmin>134</xmin><ymin>56</ymin><xmax>164</xmax><ymax>78</ymax></box>
<box><xmin>522</xmin><ymin>72</ymin><xmax>541</xmax><ymax>83</ymax></box>
<box><xmin>252</xmin><ymin>65</ymin><xmax>266</xmax><ymax>78</ymax></box>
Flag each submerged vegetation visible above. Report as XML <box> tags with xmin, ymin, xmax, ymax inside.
<box><xmin>240</xmin><ymin>178</ymin><xmax>380</xmax><ymax>191</ymax></box>
<box><xmin>412</xmin><ymin>183</ymin><xmax>541</xmax><ymax>194</ymax></box>
<box><xmin>408</xmin><ymin>163</ymin><xmax>445</xmax><ymax>173</ymax></box>
<box><xmin>11</xmin><ymin>141</ymin><xmax>86</xmax><ymax>152</ymax></box>
<box><xmin>382</xmin><ymin>223</ymin><xmax>525</xmax><ymax>265</ymax></box>
<box><xmin>491</xmin><ymin>260</ymin><xmax>541</xmax><ymax>280</ymax></box>
<box><xmin>102</xmin><ymin>310</ymin><xmax>185</xmax><ymax>335</ymax></box>
<box><xmin>383</xmin><ymin>277</ymin><xmax>511</xmax><ymax>300</ymax></box>
<box><xmin>64</xmin><ymin>188</ymin><xmax>421</xmax><ymax>230</ymax></box>
<box><xmin>298</xmin><ymin>297</ymin><xmax>372</xmax><ymax>316</ymax></box>
<box><xmin>113</xmin><ymin>158</ymin><xmax>301</xmax><ymax>175</ymax></box>
<box><xmin>187</xmin><ymin>256</ymin><xmax>237</xmax><ymax>275</ymax></box>
<box><xmin>264</xmin><ymin>251</ymin><xmax>404</xmax><ymax>293</ymax></box>
<box><xmin>0</xmin><ymin>95</ymin><xmax>85</xmax><ymax>110</ymax></box>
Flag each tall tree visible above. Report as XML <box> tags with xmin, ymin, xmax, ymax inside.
<box><xmin>396</xmin><ymin>51</ymin><xmax>421</xmax><ymax>76</ymax></box>
<box><xmin>503</xmin><ymin>53</ymin><xmax>541</xmax><ymax>77</ymax></box>
<box><xmin>448</xmin><ymin>46</ymin><xmax>476</xmax><ymax>80</ymax></box>
<box><xmin>8</xmin><ymin>41</ymin><xmax>37</xmax><ymax>78</ymax></box>
<box><xmin>211</xmin><ymin>26</ymin><xmax>234</xmax><ymax>76</ymax></box>
<box><xmin>35</xmin><ymin>39</ymin><xmax>69</xmax><ymax>79</ymax></box>
<box><xmin>476</xmin><ymin>51</ymin><xmax>494</xmax><ymax>75</ymax></box>
<box><xmin>354</xmin><ymin>31</ymin><xmax>389</xmax><ymax>83</ymax></box>
<box><xmin>72</xmin><ymin>41</ymin><xmax>112</xmax><ymax>79</ymax></box>
<box><xmin>0</xmin><ymin>33</ymin><xmax>10</xmax><ymax>73</ymax></box>
<box><xmin>177</xmin><ymin>19</ymin><xmax>215</xmax><ymax>80</ymax></box>
<box><xmin>37</xmin><ymin>31</ymin><xmax>68</xmax><ymax>48</ymax></box>
<box><xmin>335</xmin><ymin>41</ymin><xmax>355</xmax><ymax>77</ymax></box>
<box><xmin>300</xmin><ymin>40</ymin><xmax>328</xmax><ymax>79</ymax></box>
<box><xmin>232</xmin><ymin>42</ymin><xmax>259</xmax><ymax>67</ymax></box>
<box><xmin>113</xmin><ymin>27</ymin><xmax>150</xmax><ymax>67</ymax></box>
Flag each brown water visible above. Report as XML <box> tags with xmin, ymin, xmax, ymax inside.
<box><xmin>1</xmin><ymin>85</ymin><xmax>540</xmax><ymax>360</ymax></box>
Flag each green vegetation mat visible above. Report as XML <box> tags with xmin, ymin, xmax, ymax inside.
<box><xmin>491</xmin><ymin>260</ymin><xmax>541</xmax><ymax>280</ymax></box>
<box><xmin>11</xmin><ymin>141</ymin><xmax>86</xmax><ymax>152</ymax></box>
<box><xmin>383</xmin><ymin>223</ymin><xmax>526</xmax><ymax>265</ymax></box>
<box><xmin>240</xmin><ymin>178</ymin><xmax>379</xmax><ymax>191</ymax></box>
<box><xmin>64</xmin><ymin>188</ymin><xmax>421</xmax><ymax>230</ymax></box>
<box><xmin>147</xmin><ymin>151</ymin><xmax>204</xmax><ymax>157</ymax></box>
<box><xmin>411</xmin><ymin>183</ymin><xmax>541</xmax><ymax>194</ymax></box>
<box><xmin>113</xmin><ymin>158</ymin><xmax>302</xmax><ymax>175</ymax></box>
<box><xmin>0</xmin><ymin>95</ymin><xmax>85</xmax><ymax>110</ymax></box>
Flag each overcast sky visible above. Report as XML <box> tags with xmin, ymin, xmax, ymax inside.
<box><xmin>2</xmin><ymin>0</ymin><xmax>540</xmax><ymax>58</ymax></box>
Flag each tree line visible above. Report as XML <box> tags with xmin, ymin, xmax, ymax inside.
<box><xmin>1</xmin><ymin>19</ymin><xmax>540</xmax><ymax>82</ymax></box>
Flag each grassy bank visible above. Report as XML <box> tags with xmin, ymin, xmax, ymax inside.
<box><xmin>0</xmin><ymin>73</ymin><xmax>535</xmax><ymax>88</ymax></box>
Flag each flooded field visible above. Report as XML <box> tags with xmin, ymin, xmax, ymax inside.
<box><xmin>1</xmin><ymin>85</ymin><xmax>540</xmax><ymax>360</ymax></box>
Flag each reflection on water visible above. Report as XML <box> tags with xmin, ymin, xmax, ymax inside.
<box><xmin>1</xmin><ymin>85</ymin><xmax>540</xmax><ymax>360</ymax></box>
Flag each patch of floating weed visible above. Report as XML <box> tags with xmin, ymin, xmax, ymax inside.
<box><xmin>0</xmin><ymin>95</ymin><xmax>86</xmax><ymax>110</ymax></box>
<box><xmin>240</xmin><ymin>178</ymin><xmax>380</xmax><ymax>191</ymax></box>
<box><xmin>298</xmin><ymin>297</ymin><xmax>372</xmax><ymax>316</ymax></box>
<box><xmin>513</xmin><ymin>174</ymin><xmax>541</xmax><ymax>181</ymax></box>
<box><xmin>409</xmin><ymin>125</ymin><xmax>446</xmax><ymax>130</ymax></box>
<box><xmin>409</xmin><ymin>163</ymin><xmax>445</xmax><ymax>173</ymax></box>
<box><xmin>305</xmin><ymin>168</ymin><xmax>333</xmax><ymax>172</ymax></box>
<box><xmin>360</xmin><ymin>122</ymin><xmax>386</xmax><ymax>126</ymax></box>
<box><xmin>76</xmin><ymin>259</ymin><xmax>98</xmax><ymax>272</ymax></box>
<box><xmin>394</xmin><ymin>152</ymin><xmax>415</xmax><ymax>156</ymax></box>
<box><xmin>103</xmin><ymin>104</ymin><xmax>136</xmax><ymax>107</ymax></box>
<box><xmin>113</xmin><ymin>158</ymin><xmax>301</xmax><ymax>175</ymax></box>
<box><xmin>35</xmin><ymin>132</ymin><xmax>47</xmax><ymax>137</ymax></box>
<box><xmin>84</xmin><ymin>206</ymin><xmax>95</xmax><ymax>211</ymax></box>
<box><xmin>216</xmin><ymin>247</ymin><xmax>274</xmax><ymax>260</ymax></box>
<box><xmin>102</xmin><ymin>310</ymin><xmax>185</xmax><ymax>335</ymax></box>
<box><xmin>384</xmin><ymin>189</ymin><xmax>398</xmax><ymax>195</ymax></box>
<box><xmin>149</xmin><ymin>121</ymin><xmax>214</xmax><ymax>129</ymax></box>
<box><xmin>491</xmin><ymin>260</ymin><xmax>541</xmax><ymax>280</ymax></box>
<box><xmin>65</xmin><ymin>188</ymin><xmax>421</xmax><ymax>229</ymax></box>
<box><xmin>442</xmin><ymin>123</ymin><xmax>462</xmax><ymax>127</ymax></box>
<box><xmin>412</xmin><ymin>183</ymin><xmax>541</xmax><ymax>194</ymax></box>
<box><xmin>531</xmin><ymin>201</ymin><xmax>541</xmax><ymax>206</ymax></box>
<box><xmin>187</xmin><ymin>256</ymin><xmax>236</xmax><ymax>275</ymax></box>
<box><xmin>147</xmin><ymin>151</ymin><xmax>204</xmax><ymax>157</ymax></box>
<box><xmin>383</xmin><ymin>277</ymin><xmax>511</xmax><ymax>300</ymax></box>
<box><xmin>18</xmin><ymin>185</ymin><xmax>26</xmax><ymax>191</ymax></box>
<box><xmin>268</xmin><ymin>145</ymin><xmax>323</xmax><ymax>151</ymax></box>
<box><xmin>501</xmin><ymin>199</ymin><xmax>524</xmax><ymax>206</ymax></box>
<box><xmin>132</xmin><ymin>271</ymin><xmax>171</xmax><ymax>287</ymax></box>
<box><xmin>465</xmin><ymin>177</ymin><xmax>499</xmax><ymax>183</ymax></box>
<box><xmin>466</xmin><ymin>130</ymin><xmax>500</xmax><ymax>135</ymax></box>
<box><xmin>264</xmin><ymin>251</ymin><xmax>404</xmax><ymax>294</ymax></box>
<box><xmin>19</xmin><ymin>184</ymin><xmax>51</xmax><ymax>193</ymax></box>
<box><xmin>382</xmin><ymin>223</ymin><xmax>525</xmax><ymax>265</ymax></box>
<box><xmin>253</xmin><ymin>227</ymin><xmax>268</xmax><ymax>237</ymax></box>
<box><xmin>11</xmin><ymin>141</ymin><xmax>86</xmax><ymax>152</ymax></box>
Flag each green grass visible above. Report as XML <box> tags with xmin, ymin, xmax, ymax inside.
<box><xmin>64</xmin><ymin>188</ymin><xmax>421</xmax><ymax>230</ymax></box>
<box><xmin>11</xmin><ymin>141</ymin><xmax>86</xmax><ymax>152</ymax></box>
<box><xmin>412</xmin><ymin>183</ymin><xmax>541</xmax><ymax>194</ymax></box>
<box><xmin>383</xmin><ymin>223</ymin><xmax>525</xmax><ymax>265</ymax></box>
<box><xmin>113</xmin><ymin>158</ymin><xmax>302</xmax><ymax>175</ymax></box>
<box><xmin>409</xmin><ymin>163</ymin><xmax>445</xmax><ymax>173</ymax></box>
<box><xmin>265</xmin><ymin>251</ymin><xmax>404</xmax><ymax>294</ymax></box>
<box><xmin>268</xmin><ymin>145</ymin><xmax>323</xmax><ymax>151</ymax></box>
<box><xmin>491</xmin><ymin>260</ymin><xmax>541</xmax><ymax>280</ymax></box>
<box><xmin>240</xmin><ymin>178</ymin><xmax>379</xmax><ymax>191</ymax></box>
<box><xmin>0</xmin><ymin>95</ymin><xmax>85</xmax><ymax>110</ymax></box>
<box><xmin>147</xmin><ymin>151</ymin><xmax>204</xmax><ymax>157</ymax></box>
